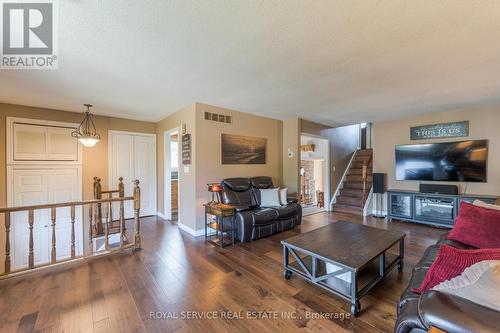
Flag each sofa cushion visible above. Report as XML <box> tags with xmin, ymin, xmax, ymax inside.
<box><xmin>250</xmin><ymin>208</ymin><xmax>278</xmax><ymax>225</ymax></box>
<box><xmin>414</xmin><ymin>245</ymin><xmax>440</xmax><ymax>270</ymax></box>
<box><xmin>413</xmin><ymin>245</ymin><xmax>500</xmax><ymax>293</ymax></box>
<box><xmin>448</xmin><ymin>201</ymin><xmax>500</xmax><ymax>248</ymax></box>
<box><xmin>221</xmin><ymin>178</ymin><xmax>258</xmax><ymax>207</ymax></box>
<box><xmin>271</xmin><ymin>204</ymin><xmax>298</xmax><ymax>219</ymax></box>
<box><xmin>259</xmin><ymin>188</ymin><xmax>281</xmax><ymax>207</ymax></box>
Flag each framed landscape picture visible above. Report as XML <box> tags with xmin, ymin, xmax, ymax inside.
<box><xmin>221</xmin><ymin>134</ymin><xmax>266</xmax><ymax>164</ymax></box>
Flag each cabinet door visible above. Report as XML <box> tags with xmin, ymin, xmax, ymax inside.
<box><xmin>13</xmin><ymin>123</ymin><xmax>48</xmax><ymax>161</ymax></box>
<box><xmin>12</xmin><ymin>170</ymin><xmax>50</xmax><ymax>269</ymax></box>
<box><xmin>389</xmin><ymin>193</ymin><xmax>413</xmax><ymax>219</ymax></box>
<box><xmin>12</xmin><ymin>123</ymin><xmax>78</xmax><ymax>161</ymax></box>
<box><xmin>46</xmin><ymin>127</ymin><xmax>79</xmax><ymax>161</ymax></box>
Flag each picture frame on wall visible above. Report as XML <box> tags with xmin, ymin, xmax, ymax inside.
<box><xmin>221</xmin><ymin>133</ymin><xmax>266</xmax><ymax>164</ymax></box>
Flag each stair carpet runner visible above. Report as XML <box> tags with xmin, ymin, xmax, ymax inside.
<box><xmin>333</xmin><ymin>149</ymin><xmax>373</xmax><ymax>216</ymax></box>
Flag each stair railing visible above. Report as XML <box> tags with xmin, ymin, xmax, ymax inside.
<box><xmin>93</xmin><ymin>177</ymin><xmax>125</xmax><ymax>236</ymax></box>
<box><xmin>362</xmin><ymin>154</ymin><xmax>373</xmax><ymax>204</ymax></box>
<box><xmin>0</xmin><ymin>180</ymin><xmax>141</xmax><ymax>277</ymax></box>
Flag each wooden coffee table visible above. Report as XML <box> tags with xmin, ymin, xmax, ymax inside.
<box><xmin>281</xmin><ymin>221</ymin><xmax>405</xmax><ymax>317</ymax></box>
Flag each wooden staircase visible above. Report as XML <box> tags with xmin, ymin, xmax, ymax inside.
<box><xmin>333</xmin><ymin>149</ymin><xmax>373</xmax><ymax>215</ymax></box>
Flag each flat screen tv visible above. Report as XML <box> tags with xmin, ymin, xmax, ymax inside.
<box><xmin>395</xmin><ymin>140</ymin><xmax>488</xmax><ymax>182</ymax></box>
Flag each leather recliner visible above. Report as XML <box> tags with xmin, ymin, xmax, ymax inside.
<box><xmin>395</xmin><ymin>233</ymin><xmax>499</xmax><ymax>333</ymax></box>
<box><xmin>219</xmin><ymin>177</ymin><xmax>302</xmax><ymax>242</ymax></box>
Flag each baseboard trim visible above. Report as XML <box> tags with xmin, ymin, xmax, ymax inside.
<box><xmin>178</xmin><ymin>223</ymin><xmax>205</xmax><ymax>237</ymax></box>
<box><xmin>157</xmin><ymin>212</ymin><xmax>167</xmax><ymax>220</ymax></box>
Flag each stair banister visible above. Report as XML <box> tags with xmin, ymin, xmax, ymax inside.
<box><xmin>0</xmin><ymin>180</ymin><xmax>141</xmax><ymax>278</ymax></box>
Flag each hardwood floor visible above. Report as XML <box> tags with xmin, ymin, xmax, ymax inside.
<box><xmin>0</xmin><ymin>212</ymin><xmax>446</xmax><ymax>333</ymax></box>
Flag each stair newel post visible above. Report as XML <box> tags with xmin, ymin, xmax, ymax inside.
<box><xmin>104</xmin><ymin>202</ymin><xmax>110</xmax><ymax>250</ymax></box>
<box><xmin>119</xmin><ymin>199</ymin><xmax>125</xmax><ymax>248</ymax></box>
<box><xmin>88</xmin><ymin>204</ymin><xmax>94</xmax><ymax>255</ymax></box>
<box><xmin>118</xmin><ymin>177</ymin><xmax>126</xmax><ymax>234</ymax></box>
<box><xmin>28</xmin><ymin>210</ymin><xmax>34</xmax><ymax>269</ymax></box>
<box><xmin>50</xmin><ymin>207</ymin><xmax>56</xmax><ymax>263</ymax></box>
<box><xmin>118</xmin><ymin>177</ymin><xmax>124</xmax><ymax>198</ymax></box>
<box><xmin>94</xmin><ymin>177</ymin><xmax>103</xmax><ymax>234</ymax></box>
<box><xmin>70</xmin><ymin>205</ymin><xmax>76</xmax><ymax>258</ymax></box>
<box><xmin>4</xmin><ymin>212</ymin><xmax>11</xmax><ymax>274</ymax></box>
<box><xmin>133</xmin><ymin>180</ymin><xmax>141</xmax><ymax>250</ymax></box>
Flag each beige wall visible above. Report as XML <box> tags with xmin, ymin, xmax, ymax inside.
<box><xmin>156</xmin><ymin>104</ymin><xmax>197</xmax><ymax>231</ymax></box>
<box><xmin>156</xmin><ymin>103</ymin><xmax>284</xmax><ymax>233</ymax></box>
<box><xmin>0</xmin><ymin>103</ymin><xmax>156</xmax><ymax>273</ymax></box>
<box><xmin>282</xmin><ymin>118</ymin><xmax>301</xmax><ymax>195</ymax></box>
<box><xmin>373</xmin><ymin>107</ymin><xmax>500</xmax><ymax>196</ymax></box>
<box><xmin>194</xmin><ymin>103</ymin><xmax>283</xmax><ymax>231</ymax></box>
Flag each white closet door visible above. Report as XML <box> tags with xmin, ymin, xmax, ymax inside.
<box><xmin>47</xmin><ymin>169</ymin><xmax>83</xmax><ymax>260</ymax></box>
<box><xmin>133</xmin><ymin>135</ymin><xmax>156</xmax><ymax>216</ymax></box>
<box><xmin>12</xmin><ymin>170</ymin><xmax>50</xmax><ymax>269</ymax></box>
<box><xmin>110</xmin><ymin>132</ymin><xmax>156</xmax><ymax>219</ymax></box>
<box><xmin>111</xmin><ymin>133</ymin><xmax>135</xmax><ymax>219</ymax></box>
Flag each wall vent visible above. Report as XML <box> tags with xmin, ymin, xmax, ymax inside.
<box><xmin>204</xmin><ymin>112</ymin><xmax>232</xmax><ymax>124</ymax></box>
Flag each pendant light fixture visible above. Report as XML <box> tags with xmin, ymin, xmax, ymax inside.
<box><xmin>71</xmin><ymin>104</ymin><xmax>101</xmax><ymax>147</ymax></box>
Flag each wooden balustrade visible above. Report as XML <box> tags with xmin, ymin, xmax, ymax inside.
<box><xmin>93</xmin><ymin>177</ymin><xmax>125</xmax><ymax>236</ymax></box>
<box><xmin>0</xmin><ymin>180</ymin><xmax>141</xmax><ymax>277</ymax></box>
<box><xmin>362</xmin><ymin>154</ymin><xmax>373</xmax><ymax>203</ymax></box>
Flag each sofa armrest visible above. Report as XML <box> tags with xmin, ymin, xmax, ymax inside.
<box><xmin>419</xmin><ymin>291</ymin><xmax>499</xmax><ymax>333</ymax></box>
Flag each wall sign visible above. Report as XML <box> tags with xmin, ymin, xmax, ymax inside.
<box><xmin>410</xmin><ymin>121</ymin><xmax>469</xmax><ymax>140</ymax></box>
<box><xmin>182</xmin><ymin>133</ymin><xmax>191</xmax><ymax>165</ymax></box>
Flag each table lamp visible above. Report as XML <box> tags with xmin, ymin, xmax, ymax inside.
<box><xmin>207</xmin><ymin>183</ymin><xmax>222</xmax><ymax>204</ymax></box>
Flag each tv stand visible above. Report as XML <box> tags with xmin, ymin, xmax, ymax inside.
<box><xmin>387</xmin><ymin>190</ymin><xmax>498</xmax><ymax>228</ymax></box>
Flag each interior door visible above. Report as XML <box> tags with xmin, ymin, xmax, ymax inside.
<box><xmin>11</xmin><ymin>168</ymin><xmax>83</xmax><ymax>270</ymax></box>
<box><xmin>12</xmin><ymin>170</ymin><xmax>50</xmax><ymax>269</ymax></box>
<box><xmin>110</xmin><ymin>132</ymin><xmax>156</xmax><ymax>219</ymax></box>
<box><xmin>133</xmin><ymin>135</ymin><xmax>156</xmax><ymax>216</ymax></box>
<box><xmin>47</xmin><ymin>169</ymin><xmax>83</xmax><ymax>260</ymax></box>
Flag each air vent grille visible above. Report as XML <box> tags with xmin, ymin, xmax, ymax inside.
<box><xmin>204</xmin><ymin>112</ymin><xmax>232</xmax><ymax>124</ymax></box>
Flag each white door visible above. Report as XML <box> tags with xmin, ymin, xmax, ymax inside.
<box><xmin>48</xmin><ymin>169</ymin><xmax>82</xmax><ymax>260</ymax></box>
<box><xmin>11</xmin><ymin>168</ymin><xmax>83</xmax><ymax>269</ymax></box>
<box><xmin>12</xmin><ymin>170</ymin><xmax>50</xmax><ymax>268</ymax></box>
<box><xmin>110</xmin><ymin>132</ymin><xmax>156</xmax><ymax>218</ymax></box>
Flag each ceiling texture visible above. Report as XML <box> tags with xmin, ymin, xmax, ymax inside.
<box><xmin>2</xmin><ymin>1</ymin><xmax>500</xmax><ymax>126</ymax></box>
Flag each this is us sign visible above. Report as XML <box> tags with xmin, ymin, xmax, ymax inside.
<box><xmin>411</xmin><ymin>121</ymin><xmax>469</xmax><ymax>140</ymax></box>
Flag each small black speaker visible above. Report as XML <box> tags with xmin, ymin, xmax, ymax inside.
<box><xmin>419</xmin><ymin>184</ymin><xmax>458</xmax><ymax>195</ymax></box>
<box><xmin>373</xmin><ymin>173</ymin><xmax>385</xmax><ymax>194</ymax></box>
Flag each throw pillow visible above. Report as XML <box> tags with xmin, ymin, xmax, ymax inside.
<box><xmin>413</xmin><ymin>245</ymin><xmax>500</xmax><ymax>293</ymax></box>
<box><xmin>279</xmin><ymin>188</ymin><xmax>288</xmax><ymax>206</ymax></box>
<box><xmin>432</xmin><ymin>260</ymin><xmax>500</xmax><ymax>311</ymax></box>
<box><xmin>447</xmin><ymin>201</ymin><xmax>500</xmax><ymax>248</ymax></box>
<box><xmin>259</xmin><ymin>188</ymin><xmax>281</xmax><ymax>207</ymax></box>
<box><xmin>473</xmin><ymin>199</ymin><xmax>500</xmax><ymax>211</ymax></box>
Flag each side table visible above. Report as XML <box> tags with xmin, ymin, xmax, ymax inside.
<box><xmin>204</xmin><ymin>203</ymin><xmax>236</xmax><ymax>248</ymax></box>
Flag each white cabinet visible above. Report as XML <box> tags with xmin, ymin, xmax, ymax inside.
<box><xmin>109</xmin><ymin>131</ymin><xmax>156</xmax><ymax>218</ymax></box>
<box><xmin>9</xmin><ymin>120</ymin><xmax>81</xmax><ymax>163</ymax></box>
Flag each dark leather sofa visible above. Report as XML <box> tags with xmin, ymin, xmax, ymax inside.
<box><xmin>219</xmin><ymin>177</ymin><xmax>302</xmax><ymax>242</ymax></box>
<box><xmin>395</xmin><ymin>233</ymin><xmax>499</xmax><ymax>333</ymax></box>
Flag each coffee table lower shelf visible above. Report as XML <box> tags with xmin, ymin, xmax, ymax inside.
<box><xmin>282</xmin><ymin>244</ymin><xmax>404</xmax><ymax>317</ymax></box>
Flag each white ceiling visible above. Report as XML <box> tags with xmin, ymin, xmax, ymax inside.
<box><xmin>2</xmin><ymin>1</ymin><xmax>500</xmax><ymax>125</ymax></box>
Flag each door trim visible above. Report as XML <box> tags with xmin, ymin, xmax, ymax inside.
<box><xmin>163</xmin><ymin>128</ymin><xmax>180</xmax><ymax>221</ymax></box>
<box><xmin>108</xmin><ymin>130</ymin><xmax>157</xmax><ymax>217</ymax></box>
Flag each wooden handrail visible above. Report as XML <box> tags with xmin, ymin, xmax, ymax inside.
<box><xmin>362</xmin><ymin>153</ymin><xmax>373</xmax><ymax>202</ymax></box>
<box><xmin>0</xmin><ymin>196</ymin><xmax>134</xmax><ymax>213</ymax></box>
<box><xmin>1</xmin><ymin>180</ymin><xmax>141</xmax><ymax>277</ymax></box>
